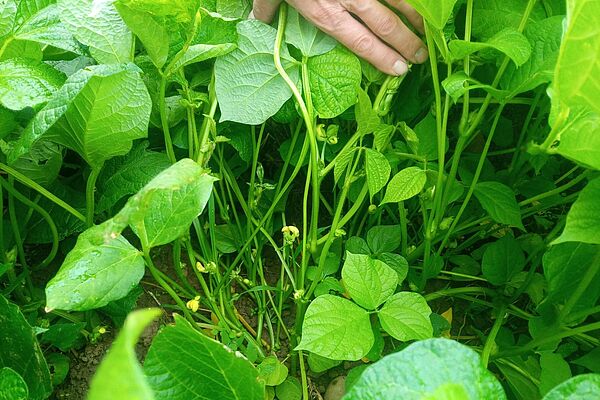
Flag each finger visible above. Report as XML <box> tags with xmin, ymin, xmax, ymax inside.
<box><xmin>386</xmin><ymin>0</ymin><xmax>425</xmax><ymax>34</ymax></box>
<box><xmin>341</xmin><ymin>0</ymin><xmax>428</xmax><ymax>64</ymax></box>
<box><xmin>290</xmin><ymin>2</ymin><xmax>408</xmax><ymax>75</ymax></box>
<box><xmin>252</xmin><ymin>0</ymin><xmax>283</xmax><ymax>23</ymax></box>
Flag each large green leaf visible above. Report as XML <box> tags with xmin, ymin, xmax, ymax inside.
<box><xmin>45</xmin><ymin>222</ymin><xmax>146</xmax><ymax>311</ymax></box>
<box><xmin>554</xmin><ymin>0</ymin><xmax>600</xmax><ymax>115</ymax></box>
<box><xmin>0</xmin><ymin>59</ymin><xmax>65</xmax><ymax>110</ymax></box>
<box><xmin>482</xmin><ymin>235</ymin><xmax>526</xmax><ymax>286</ymax></box>
<box><xmin>215</xmin><ymin>19</ymin><xmax>300</xmax><ymax>125</ymax></box>
<box><xmin>377</xmin><ymin>292</ymin><xmax>433</xmax><ymax>342</ymax></box>
<box><xmin>341</xmin><ymin>252</ymin><xmax>398</xmax><ymax>310</ymax></box>
<box><xmin>449</xmin><ymin>28</ymin><xmax>531</xmax><ymax>66</ymax></box>
<box><xmin>144</xmin><ymin>315</ymin><xmax>264</xmax><ymax>400</ymax></box>
<box><xmin>364</xmin><ymin>148</ymin><xmax>390</xmax><ymax>200</ymax></box>
<box><xmin>297</xmin><ymin>295</ymin><xmax>373</xmax><ymax>361</ymax></box>
<box><xmin>381</xmin><ymin>167</ymin><xmax>427</xmax><ymax>204</ymax></box>
<box><xmin>344</xmin><ymin>339</ymin><xmax>506</xmax><ymax>400</ymax></box>
<box><xmin>308</xmin><ymin>45</ymin><xmax>361</xmax><ymax>119</ymax></box>
<box><xmin>554</xmin><ymin>177</ymin><xmax>600</xmax><ymax>244</ymax></box>
<box><xmin>474</xmin><ymin>181</ymin><xmax>524</xmax><ymax>230</ymax></box>
<box><xmin>285</xmin><ymin>8</ymin><xmax>336</xmax><ymax>57</ymax></box>
<box><xmin>9</xmin><ymin>63</ymin><xmax>151</xmax><ymax>169</ymax></box>
<box><xmin>543</xmin><ymin>374</ymin><xmax>600</xmax><ymax>400</ymax></box>
<box><xmin>0</xmin><ymin>368</ymin><xmax>28</xmax><ymax>400</ymax></box>
<box><xmin>500</xmin><ymin>17</ymin><xmax>563</xmax><ymax>95</ymax></box>
<box><xmin>539</xmin><ymin>352</ymin><xmax>572</xmax><ymax>396</ymax></box>
<box><xmin>118</xmin><ymin>159</ymin><xmax>216</xmax><ymax>248</ymax></box>
<box><xmin>57</xmin><ymin>0</ymin><xmax>133</xmax><ymax>64</ymax></box>
<box><xmin>0</xmin><ymin>295</ymin><xmax>52</xmax><ymax>400</ymax></box>
<box><xmin>96</xmin><ymin>142</ymin><xmax>171</xmax><ymax>213</ymax></box>
<box><xmin>366</xmin><ymin>225</ymin><xmax>402</xmax><ymax>254</ymax></box>
<box><xmin>472</xmin><ymin>0</ymin><xmax>546</xmax><ymax>40</ymax></box>
<box><xmin>88</xmin><ymin>309</ymin><xmax>160</xmax><ymax>400</ymax></box>
<box><xmin>540</xmin><ymin>242</ymin><xmax>600</xmax><ymax>315</ymax></box>
<box><xmin>549</xmin><ymin>106</ymin><xmax>600</xmax><ymax>170</ymax></box>
<box><xmin>404</xmin><ymin>0</ymin><xmax>458</xmax><ymax>30</ymax></box>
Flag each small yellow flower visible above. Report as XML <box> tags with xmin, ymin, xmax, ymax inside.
<box><xmin>196</xmin><ymin>261</ymin><xmax>207</xmax><ymax>273</ymax></box>
<box><xmin>98</xmin><ymin>327</ymin><xmax>107</xmax><ymax>335</ymax></box>
<box><xmin>282</xmin><ymin>225</ymin><xmax>300</xmax><ymax>245</ymax></box>
<box><xmin>186</xmin><ymin>296</ymin><xmax>201</xmax><ymax>312</ymax></box>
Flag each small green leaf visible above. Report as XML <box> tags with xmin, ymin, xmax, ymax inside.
<box><xmin>540</xmin><ymin>352</ymin><xmax>571</xmax><ymax>396</ymax></box>
<box><xmin>381</xmin><ymin>167</ymin><xmax>427</xmax><ymax>204</ymax></box>
<box><xmin>9</xmin><ymin>64</ymin><xmax>152</xmax><ymax>170</ymax></box>
<box><xmin>257</xmin><ymin>356</ymin><xmax>288</xmax><ymax>386</ymax></box>
<box><xmin>342</xmin><ymin>252</ymin><xmax>398</xmax><ymax>310</ymax></box>
<box><xmin>45</xmin><ymin>221</ymin><xmax>145</xmax><ymax>311</ymax></box>
<box><xmin>366</xmin><ymin>225</ymin><xmax>402</xmax><ymax>254</ymax></box>
<box><xmin>443</xmin><ymin>72</ymin><xmax>508</xmax><ymax>103</ymax></box>
<box><xmin>543</xmin><ymin>374</ymin><xmax>600</xmax><ymax>400</ymax></box>
<box><xmin>482</xmin><ymin>235</ymin><xmax>526</xmax><ymax>286</ymax></box>
<box><xmin>0</xmin><ymin>295</ymin><xmax>52</xmax><ymax>400</ymax></box>
<box><xmin>285</xmin><ymin>8</ymin><xmax>336</xmax><ymax>57</ymax></box>
<box><xmin>0</xmin><ymin>368</ymin><xmax>28</xmax><ymax>400</ymax></box>
<box><xmin>119</xmin><ymin>159</ymin><xmax>217</xmax><ymax>249</ymax></box>
<box><xmin>355</xmin><ymin>87</ymin><xmax>381</xmax><ymax>137</ymax></box>
<box><xmin>449</xmin><ymin>28</ymin><xmax>531</xmax><ymax>66</ymax></box>
<box><xmin>364</xmin><ymin>149</ymin><xmax>390</xmax><ymax>200</ymax></box>
<box><xmin>474</xmin><ymin>181</ymin><xmax>524</xmax><ymax>230</ymax></box>
<box><xmin>308</xmin><ymin>46</ymin><xmax>361</xmax><ymax>119</ymax></box>
<box><xmin>307</xmin><ymin>353</ymin><xmax>342</xmax><ymax>374</ymax></box>
<box><xmin>0</xmin><ymin>59</ymin><xmax>65</xmax><ymax>110</ymax></box>
<box><xmin>404</xmin><ymin>0</ymin><xmax>458</xmax><ymax>30</ymax></box>
<box><xmin>344</xmin><ymin>339</ymin><xmax>506</xmax><ymax>400</ymax></box>
<box><xmin>166</xmin><ymin>43</ymin><xmax>236</xmax><ymax>74</ymax></box>
<box><xmin>144</xmin><ymin>315</ymin><xmax>264</xmax><ymax>400</ymax></box>
<box><xmin>275</xmin><ymin>377</ymin><xmax>302</xmax><ymax>400</ymax></box>
<box><xmin>88</xmin><ymin>309</ymin><xmax>160</xmax><ymax>400</ymax></box>
<box><xmin>297</xmin><ymin>295</ymin><xmax>373</xmax><ymax>361</ymax></box>
<box><xmin>215</xmin><ymin>20</ymin><xmax>300</xmax><ymax>125</ymax></box>
<box><xmin>553</xmin><ymin>177</ymin><xmax>600</xmax><ymax>244</ymax></box>
<box><xmin>57</xmin><ymin>0</ymin><xmax>134</xmax><ymax>64</ymax></box>
<box><xmin>377</xmin><ymin>292</ymin><xmax>433</xmax><ymax>341</ymax></box>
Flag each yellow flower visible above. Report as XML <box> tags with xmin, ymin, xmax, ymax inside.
<box><xmin>186</xmin><ymin>296</ymin><xmax>201</xmax><ymax>312</ymax></box>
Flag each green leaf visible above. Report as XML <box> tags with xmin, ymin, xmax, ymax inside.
<box><xmin>473</xmin><ymin>0</ymin><xmax>545</xmax><ymax>40</ymax></box>
<box><xmin>307</xmin><ymin>353</ymin><xmax>342</xmax><ymax>374</ymax></box>
<box><xmin>215</xmin><ymin>20</ymin><xmax>299</xmax><ymax>125</ymax></box>
<box><xmin>0</xmin><ymin>295</ymin><xmax>52</xmax><ymax>400</ymax></box>
<box><xmin>442</xmin><ymin>72</ymin><xmax>508</xmax><ymax>103</ymax></box>
<box><xmin>257</xmin><ymin>356</ymin><xmax>288</xmax><ymax>386</ymax></box>
<box><xmin>554</xmin><ymin>177</ymin><xmax>600</xmax><ymax>244</ymax></box>
<box><xmin>275</xmin><ymin>377</ymin><xmax>302</xmax><ymax>400</ymax></box>
<box><xmin>308</xmin><ymin>45</ymin><xmax>361</xmax><ymax>119</ymax></box>
<box><xmin>482</xmin><ymin>235</ymin><xmax>526</xmax><ymax>286</ymax></box>
<box><xmin>144</xmin><ymin>315</ymin><xmax>264</xmax><ymax>400</ymax></box>
<box><xmin>414</xmin><ymin>113</ymin><xmax>443</xmax><ymax>161</ymax></box>
<box><xmin>501</xmin><ymin>17</ymin><xmax>564</xmax><ymax>95</ymax></box>
<box><xmin>554</xmin><ymin>0</ymin><xmax>600</xmax><ymax>115</ymax></box>
<box><xmin>543</xmin><ymin>374</ymin><xmax>600</xmax><ymax>400</ymax></box>
<box><xmin>0</xmin><ymin>59</ymin><xmax>65</xmax><ymax>110</ymax></box>
<box><xmin>166</xmin><ymin>43</ymin><xmax>236</xmax><ymax>75</ymax></box>
<box><xmin>9</xmin><ymin>63</ymin><xmax>151</xmax><ymax>169</ymax></box>
<box><xmin>57</xmin><ymin>0</ymin><xmax>133</xmax><ymax>64</ymax></box>
<box><xmin>573</xmin><ymin>348</ymin><xmax>600</xmax><ymax>373</ymax></box>
<box><xmin>404</xmin><ymin>0</ymin><xmax>458</xmax><ymax>30</ymax></box>
<box><xmin>449</xmin><ymin>28</ymin><xmax>531</xmax><ymax>66</ymax></box>
<box><xmin>118</xmin><ymin>159</ymin><xmax>216</xmax><ymax>248</ymax></box>
<box><xmin>96</xmin><ymin>142</ymin><xmax>171</xmax><ymax>213</ymax></box>
<box><xmin>378</xmin><ymin>253</ymin><xmax>409</xmax><ymax>283</ymax></box>
<box><xmin>88</xmin><ymin>309</ymin><xmax>160</xmax><ymax>400</ymax></box>
<box><xmin>540</xmin><ymin>242</ymin><xmax>600</xmax><ymax>315</ymax></box>
<box><xmin>355</xmin><ymin>87</ymin><xmax>381</xmax><ymax>137</ymax></box>
<box><xmin>366</xmin><ymin>225</ymin><xmax>402</xmax><ymax>254</ymax></box>
<box><xmin>364</xmin><ymin>149</ymin><xmax>390</xmax><ymax>200</ymax></box>
<box><xmin>381</xmin><ymin>167</ymin><xmax>427</xmax><ymax>204</ymax></box>
<box><xmin>45</xmin><ymin>221</ymin><xmax>145</xmax><ymax>311</ymax></box>
<box><xmin>0</xmin><ymin>368</ymin><xmax>28</xmax><ymax>400</ymax></box>
<box><xmin>344</xmin><ymin>338</ymin><xmax>506</xmax><ymax>400</ymax></box>
<box><xmin>0</xmin><ymin>1</ymin><xmax>16</xmax><ymax>37</ymax></box>
<box><xmin>285</xmin><ymin>8</ymin><xmax>336</xmax><ymax>57</ymax></box>
<box><xmin>297</xmin><ymin>295</ymin><xmax>373</xmax><ymax>361</ymax></box>
<box><xmin>342</xmin><ymin>252</ymin><xmax>398</xmax><ymax>310</ymax></box>
<box><xmin>377</xmin><ymin>292</ymin><xmax>433</xmax><ymax>341</ymax></box>
<box><xmin>540</xmin><ymin>352</ymin><xmax>571</xmax><ymax>396</ymax></box>
<box><xmin>474</xmin><ymin>181</ymin><xmax>524</xmax><ymax>230</ymax></box>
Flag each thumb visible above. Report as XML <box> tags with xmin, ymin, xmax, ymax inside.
<box><xmin>251</xmin><ymin>0</ymin><xmax>283</xmax><ymax>23</ymax></box>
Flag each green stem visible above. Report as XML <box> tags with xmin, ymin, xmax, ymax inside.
<box><xmin>424</xmin><ymin>286</ymin><xmax>496</xmax><ymax>302</ymax></box>
<box><xmin>0</xmin><ymin>163</ymin><xmax>86</xmax><ymax>222</ymax></box>
<box><xmin>159</xmin><ymin>77</ymin><xmax>177</xmax><ymax>163</ymax></box>
<box><xmin>86</xmin><ymin>166</ymin><xmax>102</xmax><ymax>227</ymax></box>
<box><xmin>481</xmin><ymin>305</ymin><xmax>507</xmax><ymax>367</ymax></box>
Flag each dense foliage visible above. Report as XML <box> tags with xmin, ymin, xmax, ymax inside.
<box><xmin>0</xmin><ymin>0</ymin><xmax>599</xmax><ymax>399</ymax></box>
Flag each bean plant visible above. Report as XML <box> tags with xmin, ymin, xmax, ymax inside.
<box><xmin>0</xmin><ymin>0</ymin><xmax>599</xmax><ymax>399</ymax></box>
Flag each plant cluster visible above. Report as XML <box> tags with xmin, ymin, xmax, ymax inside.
<box><xmin>0</xmin><ymin>0</ymin><xmax>599</xmax><ymax>399</ymax></box>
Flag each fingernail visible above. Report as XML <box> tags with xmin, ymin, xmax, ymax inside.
<box><xmin>415</xmin><ymin>48</ymin><xmax>428</xmax><ymax>63</ymax></box>
<box><xmin>248</xmin><ymin>10</ymin><xmax>255</xmax><ymax>19</ymax></box>
<box><xmin>392</xmin><ymin>60</ymin><xmax>408</xmax><ymax>76</ymax></box>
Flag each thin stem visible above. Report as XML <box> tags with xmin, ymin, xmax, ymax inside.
<box><xmin>159</xmin><ymin>77</ymin><xmax>177</xmax><ymax>163</ymax></box>
<box><xmin>481</xmin><ymin>305</ymin><xmax>507</xmax><ymax>367</ymax></box>
<box><xmin>86</xmin><ymin>166</ymin><xmax>102</xmax><ymax>227</ymax></box>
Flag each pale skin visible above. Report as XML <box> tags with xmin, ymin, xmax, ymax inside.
<box><xmin>250</xmin><ymin>0</ymin><xmax>427</xmax><ymax>76</ymax></box>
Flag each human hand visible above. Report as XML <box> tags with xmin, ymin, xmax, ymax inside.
<box><xmin>250</xmin><ymin>0</ymin><xmax>427</xmax><ymax>76</ymax></box>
